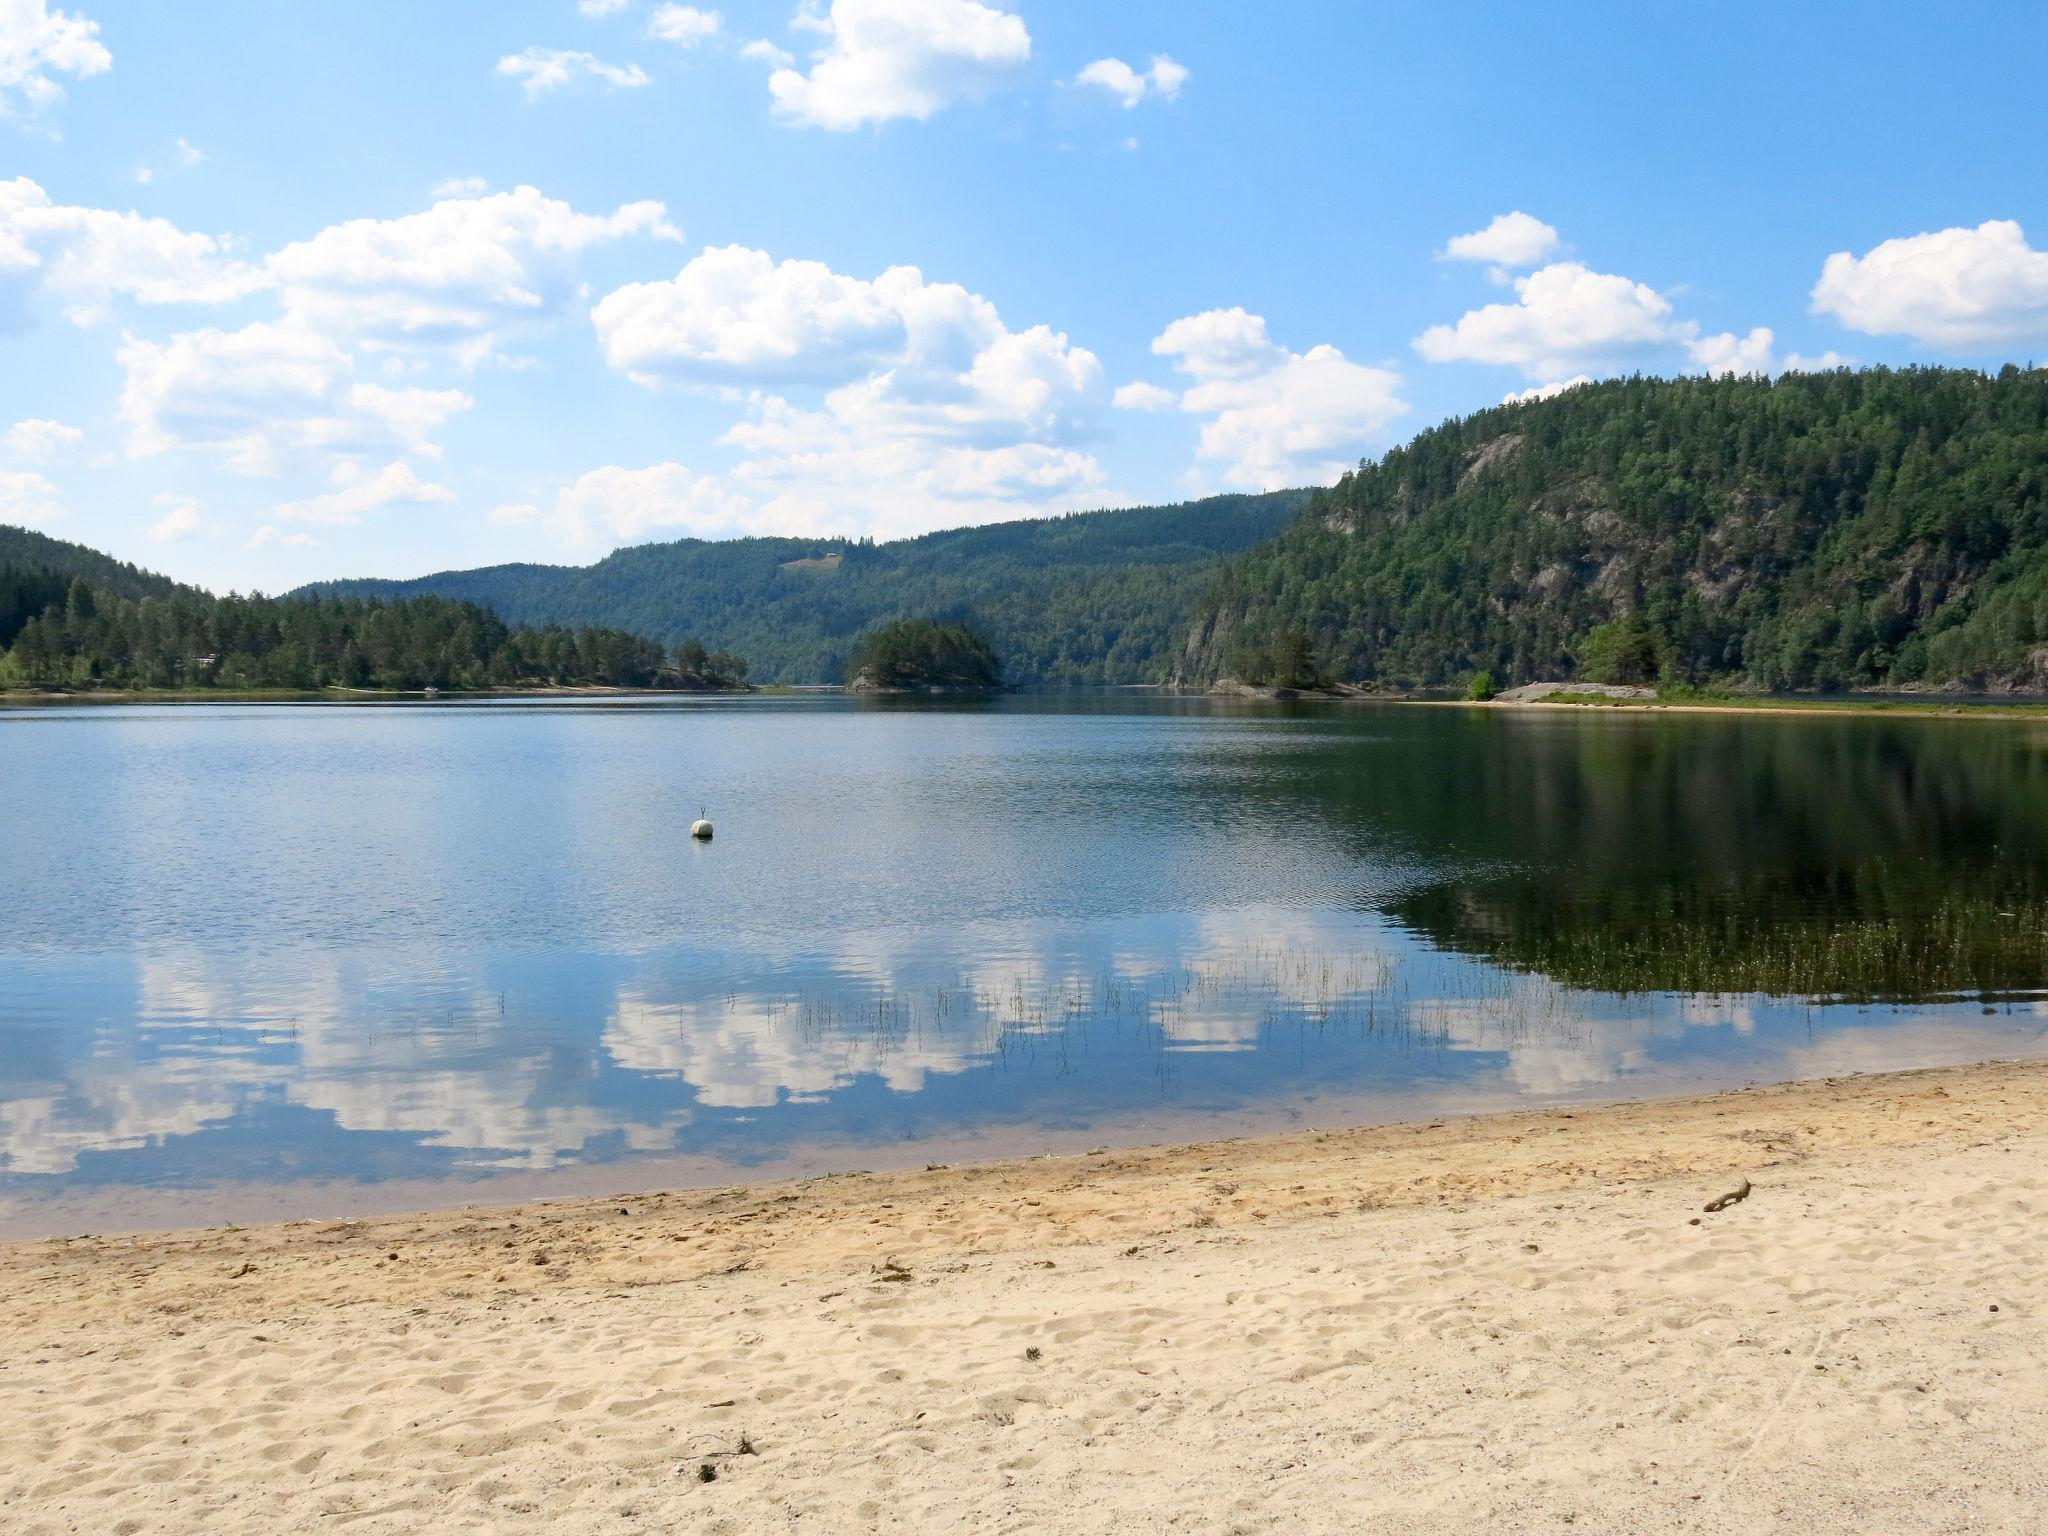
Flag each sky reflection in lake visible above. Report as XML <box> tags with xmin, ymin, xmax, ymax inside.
<box><xmin>5</xmin><ymin>695</ymin><xmax>2048</xmax><ymax>1228</ymax></box>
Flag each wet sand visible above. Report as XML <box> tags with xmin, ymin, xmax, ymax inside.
<box><xmin>4</xmin><ymin>1059</ymin><xmax>2044</xmax><ymax>1533</ymax></box>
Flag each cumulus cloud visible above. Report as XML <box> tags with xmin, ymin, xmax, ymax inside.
<box><xmin>1414</xmin><ymin>261</ymin><xmax>1695</xmax><ymax>380</ymax></box>
<box><xmin>768</xmin><ymin>0</ymin><xmax>1031</xmax><ymax>131</ymax></box>
<box><xmin>117</xmin><ymin>321</ymin><xmax>473</xmax><ymax>472</ymax></box>
<box><xmin>579</xmin><ymin>0</ymin><xmax>630</xmax><ymax>14</ymax></box>
<box><xmin>591</xmin><ymin>242</ymin><xmax>1108</xmax><ymax>538</ymax></box>
<box><xmin>0</xmin><ymin>176</ymin><xmax>267</xmax><ymax>327</ymax></box>
<box><xmin>495</xmin><ymin>47</ymin><xmax>650</xmax><ymax>99</ymax></box>
<box><xmin>1782</xmin><ymin>348</ymin><xmax>1852</xmax><ymax>373</ymax></box>
<box><xmin>0</xmin><ymin>467</ymin><xmax>63</xmax><ymax>524</ymax></box>
<box><xmin>593</xmin><ymin>246</ymin><xmax>1105</xmax><ymax>540</ymax></box>
<box><xmin>275</xmin><ymin>458</ymin><xmax>456</xmax><ymax>526</ymax></box>
<box><xmin>1680</xmin><ymin>326</ymin><xmax>1853</xmax><ymax>379</ymax></box>
<box><xmin>0</xmin><ymin>0</ymin><xmax>109</xmax><ymax>117</ymax></box>
<box><xmin>593</xmin><ymin>243</ymin><xmax>907</xmax><ymax>384</ymax></box>
<box><xmin>648</xmin><ymin>4</ymin><xmax>720</xmax><ymax>45</ymax></box>
<box><xmin>144</xmin><ymin>492</ymin><xmax>205</xmax><ymax>541</ymax></box>
<box><xmin>1502</xmin><ymin>375</ymin><xmax>1593</xmax><ymax>405</ymax></box>
<box><xmin>1112</xmin><ymin>380</ymin><xmax>1176</xmax><ymax>410</ymax></box>
<box><xmin>1811</xmin><ymin>219</ymin><xmax>2048</xmax><ymax>349</ymax></box>
<box><xmin>543</xmin><ymin>461</ymin><xmax>756</xmax><ymax>544</ymax></box>
<box><xmin>4</xmin><ymin>415</ymin><xmax>82</xmax><ymax>458</ymax></box>
<box><xmin>741</xmin><ymin>37</ymin><xmax>794</xmax><ymax>66</ymax></box>
<box><xmin>1148</xmin><ymin>307</ymin><xmax>1408</xmax><ymax>488</ymax></box>
<box><xmin>266</xmin><ymin>184</ymin><xmax>679</xmax><ymax>367</ymax></box>
<box><xmin>1439</xmin><ymin>211</ymin><xmax>1560</xmax><ymax>269</ymax></box>
<box><xmin>1072</xmin><ymin>54</ymin><xmax>1187</xmax><ymax>108</ymax></box>
<box><xmin>1686</xmin><ymin>325</ymin><xmax>1776</xmax><ymax>377</ymax></box>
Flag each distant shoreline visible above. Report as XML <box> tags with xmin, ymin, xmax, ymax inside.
<box><xmin>10</xmin><ymin>682</ymin><xmax>2048</xmax><ymax>721</ymax></box>
<box><xmin>0</xmin><ymin>684</ymin><xmax>765</xmax><ymax>704</ymax></box>
<box><xmin>1206</xmin><ymin>680</ymin><xmax>2048</xmax><ymax>720</ymax></box>
<box><xmin>1452</xmin><ymin>692</ymin><xmax>2048</xmax><ymax>721</ymax></box>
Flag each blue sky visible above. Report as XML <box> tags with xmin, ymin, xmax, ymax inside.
<box><xmin>3</xmin><ymin>0</ymin><xmax>2045</xmax><ymax>591</ymax></box>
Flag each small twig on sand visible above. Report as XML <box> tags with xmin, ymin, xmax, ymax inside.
<box><xmin>1703</xmin><ymin>1178</ymin><xmax>1753</xmax><ymax>1213</ymax></box>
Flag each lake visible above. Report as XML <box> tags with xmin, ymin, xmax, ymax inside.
<box><xmin>5</xmin><ymin>694</ymin><xmax>2047</xmax><ymax>1234</ymax></box>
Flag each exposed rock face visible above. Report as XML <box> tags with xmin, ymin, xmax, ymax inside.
<box><xmin>1494</xmin><ymin>681</ymin><xmax>1656</xmax><ymax>702</ymax></box>
<box><xmin>844</xmin><ymin>667</ymin><xmax>994</xmax><ymax>696</ymax></box>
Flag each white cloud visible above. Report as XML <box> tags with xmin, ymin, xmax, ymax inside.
<box><xmin>267</xmin><ymin>184</ymin><xmax>680</xmax><ymax>367</ymax></box>
<box><xmin>543</xmin><ymin>461</ymin><xmax>754</xmax><ymax>544</ymax></box>
<box><xmin>276</xmin><ymin>458</ymin><xmax>457</xmax><ymax>526</ymax></box>
<box><xmin>1782</xmin><ymin>349</ymin><xmax>1851</xmax><ymax>373</ymax></box>
<box><xmin>430</xmin><ymin>175</ymin><xmax>488</xmax><ymax>198</ymax></box>
<box><xmin>1414</xmin><ymin>261</ymin><xmax>1694</xmax><ymax>380</ymax></box>
<box><xmin>648</xmin><ymin>4</ymin><xmax>721</xmax><ymax>45</ymax></box>
<box><xmin>488</xmin><ymin>500</ymin><xmax>541</xmax><ymax>526</ymax></box>
<box><xmin>0</xmin><ymin>176</ymin><xmax>267</xmax><ymax>327</ymax></box>
<box><xmin>144</xmin><ymin>492</ymin><xmax>205</xmax><ymax>541</ymax></box>
<box><xmin>1502</xmin><ymin>375</ymin><xmax>1592</xmax><ymax>405</ymax></box>
<box><xmin>1811</xmin><ymin>219</ymin><xmax>2048</xmax><ymax>349</ymax></box>
<box><xmin>0</xmin><ymin>467</ymin><xmax>63</xmax><ymax>524</ymax></box>
<box><xmin>579</xmin><ymin>0</ymin><xmax>631</xmax><ymax>14</ymax></box>
<box><xmin>741</xmin><ymin>37</ymin><xmax>794</xmax><ymax>66</ymax></box>
<box><xmin>1439</xmin><ymin>211</ymin><xmax>1560</xmax><ymax>269</ymax></box>
<box><xmin>495</xmin><ymin>47</ymin><xmax>650</xmax><ymax>99</ymax></box>
<box><xmin>593</xmin><ymin>243</ymin><xmax>907</xmax><ymax>384</ymax></box>
<box><xmin>118</xmin><ymin>321</ymin><xmax>473</xmax><ymax>472</ymax></box>
<box><xmin>245</xmin><ymin>523</ymin><xmax>313</xmax><ymax>549</ymax></box>
<box><xmin>1687</xmin><ymin>325</ymin><xmax>1776</xmax><ymax>377</ymax></box>
<box><xmin>175</xmin><ymin>136</ymin><xmax>203</xmax><ymax>166</ymax></box>
<box><xmin>1151</xmin><ymin>307</ymin><xmax>1408</xmax><ymax>488</ymax></box>
<box><xmin>1682</xmin><ymin>327</ymin><xmax>1854</xmax><ymax>380</ymax></box>
<box><xmin>593</xmin><ymin>243</ymin><xmax>1108</xmax><ymax>538</ymax></box>
<box><xmin>768</xmin><ymin>0</ymin><xmax>1030</xmax><ymax>131</ymax></box>
<box><xmin>1072</xmin><ymin>54</ymin><xmax>1187</xmax><ymax>108</ymax></box>
<box><xmin>0</xmin><ymin>0</ymin><xmax>109</xmax><ymax>117</ymax></box>
<box><xmin>4</xmin><ymin>416</ymin><xmax>83</xmax><ymax>458</ymax></box>
<box><xmin>1112</xmin><ymin>380</ymin><xmax>1176</xmax><ymax>411</ymax></box>
<box><xmin>1152</xmin><ymin>305</ymin><xmax>1288</xmax><ymax>381</ymax></box>
<box><xmin>130</xmin><ymin>162</ymin><xmax>152</xmax><ymax>185</ymax></box>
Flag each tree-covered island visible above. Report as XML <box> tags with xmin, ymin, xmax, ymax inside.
<box><xmin>844</xmin><ymin>618</ymin><xmax>1003</xmax><ymax>692</ymax></box>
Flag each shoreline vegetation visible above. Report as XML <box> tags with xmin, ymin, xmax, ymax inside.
<box><xmin>2</xmin><ymin>528</ymin><xmax>757</xmax><ymax>697</ymax></box>
<box><xmin>0</xmin><ymin>682</ymin><xmax>762</xmax><ymax>703</ymax></box>
<box><xmin>1467</xmin><ymin>684</ymin><xmax>2048</xmax><ymax>720</ymax></box>
<box><xmin>844</xmin><ymin>616</ymin><xmax>1005</xmax><ymax>693</ymax></box>
<box><xmin>5</xmin><ymin>1058</ymin><xmax>2044</xmax><ymax>1530</ymax></box>
<box><xmin>1202</xmin><ymin>677</ymin><xmax>2048</xmax><ymax>719</ymax></box>
<box><xmin>13</xmin><ymin>676</ymin><xmax>2048</xmax><ymax>720</ymax></box>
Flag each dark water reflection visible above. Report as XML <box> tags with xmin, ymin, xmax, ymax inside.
<box><xmin>4</xmin><ymin>695</ymin><xmax>2047</xmax><ymax>1228</ymax></box>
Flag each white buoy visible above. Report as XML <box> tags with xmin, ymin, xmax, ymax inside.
<box><xmin>691</xmin><ymin>818</ymin><xmax>714</xmax><ymax>841</ymax></box>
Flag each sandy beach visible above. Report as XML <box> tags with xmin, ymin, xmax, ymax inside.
<box><xmin>4</xmin><ymin>1060</ymin><xmax>2044</xmax><ymax>1534</ymax></box>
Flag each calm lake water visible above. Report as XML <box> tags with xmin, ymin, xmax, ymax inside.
<box><xmin>5</xmin><ymin>694</ymin><xmax>2048</xmax><ymax>1232</ymax></box>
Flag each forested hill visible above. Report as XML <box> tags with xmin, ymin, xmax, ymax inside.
<box><xmin>1</xmin><ymin>527</ymin><xmax>696</xmax><ymax>693</ymax></box>
<box><xmin>299</xmin><ymin>491</ymin><xmax>1306</xmax><ymax>685</ymax></box>
<box><xmin>1179</xmin><ymin>367</ymin><xmax>2048</xmax><ymax>693</ymax></box>
<box><xmin>0</xmin><ymin>526</ymin><xmax>187</xmax><ymax>602</ymax></box>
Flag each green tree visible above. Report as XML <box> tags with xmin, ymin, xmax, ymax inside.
<box><xmin>1577</xmin><ymin>617</ymin><xmax>1666</xmax><ymax>684</ymax></box>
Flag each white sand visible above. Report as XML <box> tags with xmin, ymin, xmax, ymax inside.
<box><xmin>4</xmin><ymin>1061</ymin><xmax>2045</xmax><ymax>1534</ymax></box>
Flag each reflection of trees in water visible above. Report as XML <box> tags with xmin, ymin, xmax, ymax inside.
<box><xmin>1394</xmin><ymin>875</ymin><xmax>2048</xmax><ymax>1002</ymax></box>
<box><xmin>1254</xmin><ymin>711</ymin><xmax>2048</xmax><ymax>1003</ymax></box>
<box><xmin>1281</xmin><ymin>711</ymin><xmax>2048</xmax><ymax>883</ymax></box>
